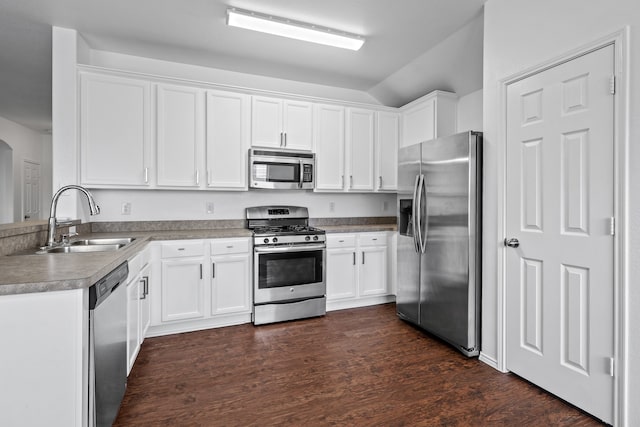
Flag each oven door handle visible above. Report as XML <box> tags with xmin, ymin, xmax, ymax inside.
<box><xmin>254</xmin><ymin>244</ymin><xmax>326</xmax><ymax>253</ymax></box>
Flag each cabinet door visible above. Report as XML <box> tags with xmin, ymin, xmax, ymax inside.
<box><xmin>283</xmin><ymin>100</ymin><xmax>313</xmax><ymax>151</ymax></box>
<box><xmin>402</xmin><ymin>98</ymin><xmax>435</xmax><ymax>148</ymax></box>
<box><xmin>126</xmin><ymin>277</ymin><xmax>141</xmax><ymax>374</ymax></box>
<box><xmin>314</xmin><ymin>104</ymin><xmax>345</xmax><ymax>191</ymax></box>
<box><xmin>251</xmin><ymin>96</ymin><xmax>283</xmax><ymax>148</ymax></box>
<box><xmin>211</xmin><ymin>254</ymin><xmax>251</xmax><ymax>315</ymax></box>
<box><xmin>326</xmin><ymin>248</ymin><xmax>357</xmax><ymax>300</ymax></box>
<box><xmin>376</xmin><ymin>111</ymin><xmax>399</xmax><ymax>191</ymax></box>
<box><xmin>206</xmin><ymin>90</ymin><xmax>250</xmax><ymax>189</ymax></box>
<box><xmin>139</xmin><ymin>264</ymin><xmax>151</xmax><ymax>339</ymax></box>
<box><xmin>346</xmin><ymin>108</ymin><xmax>375</xmax><ymax>191</ymax></box>
<box><xmin>156</xmin><ymin>84</ymin><xmax>204</xmax><ymax>187</ymax></box>
<box><xmin>161</xmin><ymin>258</ymin><xmax>204</xmax><ymax>322</ymax></box>
<box><xmin>80</xmin><ymin>72</ymin><xmax>151</xmax><ymax>186</ymax></box>
<box><xmin>359</xmin><ymin>246</ymin><xmax>388</xmax><ymax>296</ymax></box>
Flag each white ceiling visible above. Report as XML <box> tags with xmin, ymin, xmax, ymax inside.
<box><xmin>0</xmin><ymin>0</ymin><xmax>485</xmax><ymax>132</ymax></box>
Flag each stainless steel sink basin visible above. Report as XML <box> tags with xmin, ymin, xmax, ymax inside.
<box><xmin>35</xmin><ymin>237</ymin><xmax>136</xmax><ymax>254</ymax></box>
<box><xmin>38</xmin><ymin>244</ymin><xmax>125</xmax><ymax>254</ymax></box>
<box><xmin>71</xmin><ymin>237</ymin><xmax>136</xmax><ymax>246</ymax></box>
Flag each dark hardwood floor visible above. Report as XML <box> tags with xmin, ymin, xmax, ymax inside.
<box><xmin>114</xmin><ymin>304</ymin><xmax>604</xmax><ymax>426</ymax></box>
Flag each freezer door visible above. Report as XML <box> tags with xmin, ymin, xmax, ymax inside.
<box><xmin>419</xmin><ymin>132</ymin><xmax>480</xmax><ymax>353</ymax></box>
<box><xmin>396</xmin><ymin>143</ymin><xmax>421</xmax><ymax>324</ymax></box>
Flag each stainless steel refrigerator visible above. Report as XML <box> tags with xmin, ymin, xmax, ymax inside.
<box><xmin>396</xmin><ymin>131</ymin><xmax>482</xmax><ymax>357</ymax></box>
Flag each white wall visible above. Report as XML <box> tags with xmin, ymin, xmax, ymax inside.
<box><xmin>90</xmin><ymin>190</ymin><xmax>396</xmax><ymax>222</ymax></box>
<box><xmin>456</xmin><ymin>89</ymin><xmax>483</xmax><ymax>132</ymax></box>
<box><xmin>87</xmin><ymin>50</ymin><xmax>381</xmax><ymax>106</ymax></box>
<box><xmin>483</xmin><ymin>0</ymin><xmax>640</xmax><ymax>424</ymax></box>
<box><xmin>0</xmin><ymin>116</ymin><xmax>51</xmax><ymax>222</ymax></box>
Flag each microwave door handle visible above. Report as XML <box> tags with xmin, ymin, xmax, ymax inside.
<box><xmin>299</xmin><ymin>160</ymin><xmax>304</xmax><ymax>188</ymax></box>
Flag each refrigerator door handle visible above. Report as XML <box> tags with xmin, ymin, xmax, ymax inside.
<box><xmin>411</xmin><ymin>174</ymin><xmax>421</xmax><ymax>253</ymax></box>
<box><xmin>419</xmin><ymin>174</ymin><xmax>429</xmax><ymax>253</ymax></box>
<box><xmin>415</xmin><ymin>174</ymin><xmax>426</xmax><ymax>254</ymax></box>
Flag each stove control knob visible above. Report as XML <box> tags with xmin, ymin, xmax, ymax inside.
<box><xmin>305</xmin><ymin>236</ymin><xmax>311</xmax><ymax>241</ymax></box>
<box><xmin>263</xmin><ymin>238</ymin><xmax>269</xmax><ymax>244</ymax></box>
<box><xmin>313</xmin><ymin>235</ymin><xmax>319</xmax><ymax>241</ymax></box>
<box><xmin>272</xmin><ymin>237</ymin><xmax>278</xmax><ymax>243</ymax></box>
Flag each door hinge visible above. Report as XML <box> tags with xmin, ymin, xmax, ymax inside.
<box><xmin>610</xmin><ymin>217</ymin><xmax>616</xmax><ymax>236</ymax></box>
<box><xmin>608</xmin><ymin>357</ymin><xmax>615</xmax><ymax>377</ymax></box>
<box><xmin>610</xmin><ymin>75</ymin><xmax>616</xmax><ymax>95</ymax></box>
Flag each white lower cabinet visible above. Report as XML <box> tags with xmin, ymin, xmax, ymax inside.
<box><xmin>148</xmin><ymin>237</ymin><xmax>252</xmax><ymax>337</ymax></box>
<box><xmin>326</xmin><ymin>232</ymin><xmax>394</xmax><ymax>311</ymax></box>
<box><xmin>210</xmin><ymin>239</ymin><xmax>251</xmax><ymax>315</ymax></box>
<box><xmin>126</xmin><ymin>246</ymin><xmax>152</xmax><ymax>374</ymax></box>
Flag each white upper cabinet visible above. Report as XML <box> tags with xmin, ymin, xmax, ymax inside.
<box><xmin>346</xmin><ymin>107</ymin><xmax>375</xmax><ymax>191</ymax></box>
<box><xmin>376</xmin><ymin>111</ymin><xmax>399</xmax><ymax>191</ymax></box>
<box><xmin>156</xmin><ymin>84</ymin><xmax>204</xmax><ymax>187</ymax></box>
<box><xmin>206</xmin><ymin>90</ymin><xmax>250</xmax><ymax>190</ymax></box>
<box><xmin>80</xmin><ymin>71</ymin><xmax>152</xmax><ymax>186</ymax></box>
<box><xmin>314</xmin><ymin>104</ymin><xmax>346</xmax><ymax>191</ymax></box>
<box><xmin>251</xmin><ymin>96</ymin><xmax>313</xmax><ymax>151</ymax></box>
<box><xmin>400</xmin><ymin>90</ymin><xmax>457</xmax><ymax>148</ymax></box>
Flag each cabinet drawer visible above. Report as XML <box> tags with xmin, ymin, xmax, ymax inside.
<box><xmin>327</xmin><ymin>234</ymin><xmax>356</xmax><ymax>248</ymax></box>
<box><xmin>210</xmin><ymin>238</ymin><xmax>250</xmax><ymax>255</ymax></box>
<box><xmin>161</xmin><ymin>241</ymin><xmax>205</xmax><ymax>258</ymax></box>
<box><xmin>359</xmin><ymin>233</ymin><xmax>387</xmax><ymax>247</ymax></box>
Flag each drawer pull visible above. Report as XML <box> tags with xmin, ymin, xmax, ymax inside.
<box><xmin>226</xmin><ymin>245</ymin><xmax>234</xmax><ymax>249</ymax></box>
<box><xmin>178</xmin><ymin>248</ymin><xmax>185</xmax><ymax>251</ymax></box>
<box><xmin>338</xmin><ymin>240</ymin><xmax>344</xmax><ymax>243</ymax></box>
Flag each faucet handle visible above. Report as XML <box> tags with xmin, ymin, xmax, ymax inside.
<box><xmin>60</xmin><ymin>234</ymin><xmax>70</xmax><ymax>245</ymax></box>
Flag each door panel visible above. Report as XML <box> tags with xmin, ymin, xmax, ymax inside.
<box><xmin>505</xmin><ymin>45</ymin><xmax>615</xmax><ymax>423</ymax></box>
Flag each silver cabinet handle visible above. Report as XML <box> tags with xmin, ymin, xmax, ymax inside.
<box><xmin>284</xmin><ymin>132</ymin><xmax>287</xmax><ymax>147</ymax></box>
<box><xmin>362</xmin><ymin>252</ymin><xmax>365</xmax><ymax>264</ymax></box>
<box><xmin>280</xmin><ymin>132</ymin><xmax>284</xmax><ymax>147</ymax></box>
<box><xmin>139</xmin><ymin>276</ymin><xmax>148</xmax><ymax>299</ymax></box>
<box><xmin>350</xmin><ymin>175</ymin><xmax>353</xmax><ymax>188</ymax></box>
<box><xmin>352</xmin><ymin>252</ymin><xmax>356</xmax><ymax>265</ymax></box>
<box><xmin>212</xmin><ymin>262</ymin><xmax>215</xmax><ymax>278</ymax></box>
<box><xmin>379</xmin><ymin>176</ymin><xmax>383</xmax><ymax>189</ymax></box>
<box><xmin>144</xmin><ymin>167</ymin><xmax>149</xmax><ymax>183</ymax></box>
<box><xmin>200</xmin><ymin>264</ymin><xmax>203</xmax><ymax>279</ymax></box>
<box><xmin>504</xmin><ymin>238</ymin><xmax>520</xmax><ymax>248</ymax></box>
<box><xmin>196</xmin><ymin>169</ymin><xmax>200</xmax><ymax>185</ymax></box>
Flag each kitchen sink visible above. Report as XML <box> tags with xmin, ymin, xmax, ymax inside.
<box><xmin>71</xmin><ymin>237</ymin><xmax>136</xmax><ymax>246</ymax></box>
<box><xmin>35</xmin><ymin>237</ymin><xmax>136</xmax><ymax>254</ymax></box>
<box><xmin>38</xmin><ymin>244</ymin><xmax>125</xmax><ymax>254</ymax></box>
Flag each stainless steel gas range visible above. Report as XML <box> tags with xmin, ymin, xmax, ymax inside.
<box><xmin>247</xmin><ymin>206</ymin><xmax>326</xmax><ymax>325</ymax></box>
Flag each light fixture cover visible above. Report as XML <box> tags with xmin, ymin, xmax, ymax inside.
<box><xmin>227</xmin><ymin>8</ymin><xmax>364</xmax><ymax>51</ymax></box>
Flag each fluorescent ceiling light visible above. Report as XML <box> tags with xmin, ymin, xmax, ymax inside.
<box><xmin>227</xmin><ymin>8</ymin><xmax>365</xmax><ymax>51</ymax></box>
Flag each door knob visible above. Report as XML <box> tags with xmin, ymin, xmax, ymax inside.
<box><xmin>504</xmin><ymin>238</ymin><xmax>520</xmax><ymax>248</ymax></box>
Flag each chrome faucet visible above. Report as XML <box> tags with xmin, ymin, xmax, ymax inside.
<box><xmin>46</xmin><ymin>185</ymin><xmax>100</xmax><ymax>248</ymax></box>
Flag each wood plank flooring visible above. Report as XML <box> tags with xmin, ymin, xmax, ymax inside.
<box><xmin>114</xmin><ymin>304</ymin><xmax>604</xmax><ymax>426</ymax></box>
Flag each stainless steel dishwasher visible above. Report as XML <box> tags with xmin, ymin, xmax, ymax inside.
<box><xmin>88</xmin><ymin>261</ymin><xmax>129</xmax><ymax>427</ymax></box>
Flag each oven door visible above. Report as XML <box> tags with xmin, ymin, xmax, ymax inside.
<box><xmin>254</xmin><ymin>244</ymin><xmax>325</xmax><ymax>304</ymax></box>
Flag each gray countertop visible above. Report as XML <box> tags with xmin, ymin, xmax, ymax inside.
<box><xmin>0</xmin><ymin>223</ymin><xmax>395</xmax><ymax>296</ymax></box>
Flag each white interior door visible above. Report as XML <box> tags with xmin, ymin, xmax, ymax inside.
<box><xmin>23</xmin><ymin>160</ymin><xmax>41</xmax><ymax>221</ymax></box>
<box><xmin>505</xmin><ymin>44</ymin><xmax>615</xmax><ymax>423</ymax></box>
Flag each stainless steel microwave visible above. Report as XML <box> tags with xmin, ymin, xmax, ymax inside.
<box><xmin>249</xmin><ymin>148</ymin><xmax>315</xmax><ymax>190</ymax></box>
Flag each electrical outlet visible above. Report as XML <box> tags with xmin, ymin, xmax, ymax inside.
<box><xmin>329</xmin><ymin>201</ymin><xmax>335</xmax><ymax>212</ymax></box>
<box><xmin>383</xmin><ymin>201</ymin><xmax>389</xmax><ymax>211</ymax></box>
<box><xmin>206</xmin><ymin>202</ymin><xmax>215</xmax><ymax>214</ymax></box>
<box><xmin>121</xmin><ymin>202</ymin><xmax>132</xmax><ymax>215</ymax></box>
